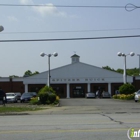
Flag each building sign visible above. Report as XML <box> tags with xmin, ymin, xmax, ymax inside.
<box><xmin>51</xmin><ymin>78</ymin><xmax>105</xmax><ymax>83</ymax></box>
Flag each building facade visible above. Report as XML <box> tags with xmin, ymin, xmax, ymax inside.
<box><xmin>0</xmin><ymin>54</ymin><xmax>138</xmax><ymax>98</ymax></box>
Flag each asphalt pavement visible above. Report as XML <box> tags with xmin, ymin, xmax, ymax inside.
<box><xmin>1</xmin><ymin>98</ymin><xmax>139</xmax><ymax>115</ymax></box>
<box><xmin>0</xmin><ymin>99</ymin><xmax>140</xmax><ymax>140</ymax></box>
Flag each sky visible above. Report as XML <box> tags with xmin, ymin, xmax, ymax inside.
<box><xmin>0</xmin><ymin>0</ymin><xmax>140</xmax><ymax>77</ymax></box>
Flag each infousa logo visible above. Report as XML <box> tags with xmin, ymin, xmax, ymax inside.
<box><xmin>127</xmin><ymin>128</ymin><xmax>140</xmax><ymax>140</ymax></box>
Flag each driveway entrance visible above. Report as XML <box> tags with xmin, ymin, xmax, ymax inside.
<box><xmin>59</xmin><ymin>98</ymin><xmax>140</xmax><ymax>114</ymax></box>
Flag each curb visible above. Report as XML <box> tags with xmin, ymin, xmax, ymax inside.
<box><xmin>0</xmin><ymin>113</ymin><xmax>29</xmax><ymax>116</ymax></box>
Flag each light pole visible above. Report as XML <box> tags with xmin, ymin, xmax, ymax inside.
<box><xmin>137</xmin><ymin>54</ymin><xmax>140</xmax><ymax>75</ymax></box>
<box><xmin>0</xmin><ymin>25</ymin><xmax>4</xmax><ymax>32</ymax></box>
<box><xmin>117</xmin><ymin>52</ymin><xmax>135</xmax><ymax>84</ymax></box>
<box><xmin>40</xmin><ymin>52</ymin><xmax>58</xmax><ymax>87</ymax></box>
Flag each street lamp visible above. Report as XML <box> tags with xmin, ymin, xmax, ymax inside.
<box><xmin>0</xmin><ymin>25</ymin><xmax>4</xmax><ymax>32</ymax></box>
<box><xmin>40</xmin><ymin>52</ymin><xmax>58</xmax><ymax>87</ymax></box>
<box><xmin>137</xmin><ymin>54</ymin><xmax>140</xmax><ymax>75</ymax></box>
<box><xmin>117</xmin><ymin>52</ymin><xmax>135</xmax><ymax>84</ymax></box>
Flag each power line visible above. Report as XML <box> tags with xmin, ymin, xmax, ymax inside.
<box><xmin>0</xmin><ymin>4</ymin><xmax>125</xmax><ymax>8</ymax></box>
<box><xmin>0</xmin><ymin>34</ymin><xmax>140</xmax><ymax>43</ymax></box>
<box><xmin>2</xmin><ymin>28</ymin><xmax>140</xmax><ymax>35</ymax></box>
<box><xmin>0</xmin><ymin>3</ymin><xmax>139</xmax><ymax>11</ymax></box>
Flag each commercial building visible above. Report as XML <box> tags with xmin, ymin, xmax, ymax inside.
<box><xmin>0</xmin><ymin>54</ymin><xmax>137</xmax><ymax>98</ymax></box>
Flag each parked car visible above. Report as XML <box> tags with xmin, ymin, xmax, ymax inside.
<box><xmin>28</xmin><ymin>92</ymin><xmax>37</xmax><ymax>97</ymax></box>
<box><xmin>102</xmin><ymin>91</ymin><xmax>111</xmax><ymax>98</ymax></box>
<box><xmin>6</xmin><ymin>92</ymin><xmax>18</xmax><ymax>103</ymax></box>
<box><xmin>86</xmin><ymin>92</ymin><xmax>96</xmax><ymax>98</ymax></box>
<box><xmin>20</xmin><ymin>92</ymin><xmax>35</xmax><ymax>103</ymax></box>
<box><xmin>134</xmin><ymin>90</ymin><xmax>140</xmax><ymax>102</ymax></box>
<box><xmin>15</xmin><ymin>92</ymin><xmax>21</xmax><ymax>101</ymax></box>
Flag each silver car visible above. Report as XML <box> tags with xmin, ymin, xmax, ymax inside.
<box><xmin>134</xmin><ymin>90</ymin><xmax>140</xmax><ymax>102</ymax></box>
<box><xmin>6</xmin><ymin>93</ymin><xmax>18</xmax><ymax>103</ymax></box>
<box><xmin>15</xmin><ymin>92</ymin><xmax>21</xmax><ymax>101</ymax></box>
<box><xmin>86</xmin><ymin>92</ymin><xmax>96</xmax><ymax>98</ymax></box>
<box><xmin>102</xmin><ymin>91</ymin><xmax>111</xmax><ymax>98</ymax></box>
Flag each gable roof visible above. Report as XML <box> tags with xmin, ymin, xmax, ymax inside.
<box><xmin>71</xmin><ymin>54</ymin><xmax>80</xmax><ymax>58</ymax></box>
<box><xmin>23</xmin><ymin>61</ymin><xmax>133</xmax><ymax>84</ymax></box>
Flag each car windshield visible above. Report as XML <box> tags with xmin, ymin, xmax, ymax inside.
<box><xmin>29</xmin><ymin>92</ymin><xmax>37</xmax><ymax>96</ymax></box>
<box><xmin>22</xmin><ymin>93</ymin><xmax>32</xmax><ymax>97</ymax></box>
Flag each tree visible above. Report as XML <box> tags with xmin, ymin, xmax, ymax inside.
<box><xmin>116</xmin><ymin>69</ymin><xmax>123</xmax><ymax>74</ymax></box>
<box><xmin>32</xmin><ymin>71</ymin><xmax>39</xmax><ymax>75</ymax></box>
<box><xmin>102</xmin><ymin>66</ymin><xmax>140</xmax><ymax>76</ymax></box>
<box><xmin>23</xmin><ymin>70</ymin><xmax>39</xmax><ymax>77</ymax></box>
<box><xmin>9</xmin><ymin>75</ymin><xmax>19</xmax><ymax>78</ymax></box>
<box><xmin>23</xmin><ymin>70</ymin><xmax>32</xmax><ymax>77</ymax></box>
<box><xmin>102</xmin><ymin>66</ymin><xmax>115</xmax><ymax>71</ymax></box>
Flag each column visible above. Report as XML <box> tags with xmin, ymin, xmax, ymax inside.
<box><xmin>87</xmin><ymin>83</ymin><xmax>90</xmax><ymax>92</ymax></box>
<box><xmin>108</xmin><ymin>83</ymin><xmax>111</xmax><ymax>96</ymax></box>
<box><xmin>25</xmin><ymin>84</ymin><xmax>28</xmax><ymax>93</ymax></box>
<box><xmin>66</xmin><ymin>83</ymin><xmax>70</xmax><ymax>98</ymax></box>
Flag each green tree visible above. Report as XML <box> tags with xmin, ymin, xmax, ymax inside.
<box><xmin>119</xmin><ymin>83</ymin><xmax>136</xmax><ymax>95</ymax></box>
<box><xmin>23</xmin><ymin>70</ymin><xmax>39</xmax><ymax>77</ymax></box>
<box><xmin>32</xmin><ymin>71</ymin><xmax>39</xmax><ymax>75</ymax></box>
<box><xmin>102</xmin><ymin>66</ymin><xmax>115</xmax><ymax>71</ymax></box>
<box><xmin>116</xmin><ymin>69</ymin><xmax>123</xmax><ymax>74</ymax></box>
<box><xmin>103</xmin><ymin>66</ymin><xmax>140</xmax><ymax>76</ymax></box>
<box><xmin>9</xmin><ymin>75</ymin><xmax>19</xmax><ymax>78</ymax></box>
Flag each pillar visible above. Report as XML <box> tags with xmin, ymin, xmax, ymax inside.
<box><xmin>87</xmin><ymin>83</ymin><xmax>90</xmax><ymax>92</ymax></box>
<box><xmin>108</xmin><ymin>83</ymin><xmax>111</xmax><ymax>96</ymax></box>
<box><xmin>25</xmin><ymin>84</ymin><xmax>28</xmax><ymax>93</ymax></box>
<box><xmin>67</xmin><ymin>83</ymin><xmax>70</xmax><ymax>98</ymax></box>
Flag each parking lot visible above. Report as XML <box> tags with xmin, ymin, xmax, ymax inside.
<box><xmin>58</xmin><ymin>98</ymin><xmax>140</xmax><ymax>114</ymax></box>
<box><xmin>0</xmin><ymin>98</ymin><xmax>140</xmax><ymax>115</ymax></box>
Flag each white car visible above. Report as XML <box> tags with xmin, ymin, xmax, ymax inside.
<box><xmin>6</xmin><ymin>93</ymin><xmax>18</xmax><ymax>103</ymax></box>
<box><xmin>134</xmin><ymin>90</ymin><xmax>140</xmax><ymax>102</ymax></box>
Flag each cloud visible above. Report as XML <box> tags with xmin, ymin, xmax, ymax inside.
<box><xmin>33</xmin><ymin>3</ymin><xmax>67</xmax><ymax>17</ymax></box>
<box><xmin>19</xmin><ymin>1</ymin><xmax>67</xmax><ymax>17</ymax></box>
<box><xmin>7</xmin><ymin>16</ymin><xmax>18</xmax><ymax>22</ymax></box>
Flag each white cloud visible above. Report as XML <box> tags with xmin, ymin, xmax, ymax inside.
<box><xmin>33</xmin><ymin>3</ymin><xmax>67</xmax><ymax>17</ymax></box>
<box><xmin>8</xmin><ymin>16</ymin><xmax>18</xmax><ymax>22</ymax></box>
<box><xmin>20</xmin><ymin>0</ymin><xmax>33</xmax><ymax>5</ymax></box>
<box><xmin>19</xmin><ymin>1</ymin><xmax>68</xmax><ymax>18</ymax></box>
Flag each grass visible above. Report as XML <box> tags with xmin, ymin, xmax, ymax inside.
<box><xmin>0</xmin><ymin>105</ymin><xmax>43</xmax><ymax>113</ymax></box>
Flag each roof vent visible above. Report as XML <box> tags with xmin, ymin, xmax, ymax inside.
<box><xmin>71</xmin><ymin>54</ymin><xmax>80</xmax><ymax>64</ymax></box>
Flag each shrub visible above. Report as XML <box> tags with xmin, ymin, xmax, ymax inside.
<box><xmin>38</xmin><ymin>86</ymin><xmax>55</xmax><ymax>94</ymax></box>
<box><xmin>119</xmin><ymin>83</ymin><xmax>136</xmax><ymax>95</ymax></box>
<box><xmin>38</xmin><ymin>86</ymin><xmax>58</xmax><ymax>105</ymax></box>
<box><xmin>30</xmin><ymin>97</ymin><xmax>40</xmax><ymax>105</ymax></box>
<box><xmin>113</xmin><ymin>94</ymin><xmax>134</xmax><ymax>100</ymax></box>
<box><xmin>113</xmin><ymin>94</ymin><xmax>118</xmax><ymax>99</ymax></box>
<box><xmin>38</xmin><ymin>92</ymin><xmax>49</xmax><ymax>104</ymax></box>
<box><xmin>48</xmin><ymin>93</ymin><xmax>56</xmax><ymax>104</ymax></box>
<box><xmin>56</xmin><ymin>96</ymin><xmax>60</xmax><ymax>100</ymax></box>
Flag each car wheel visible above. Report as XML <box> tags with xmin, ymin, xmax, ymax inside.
<box><xmin>135</xmin><ymin>100</ymin><xmax>138</xmax><ymax>102</ymax></box>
